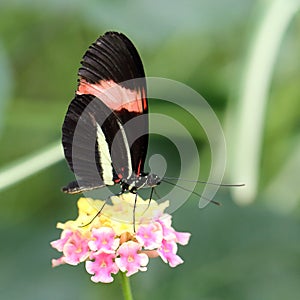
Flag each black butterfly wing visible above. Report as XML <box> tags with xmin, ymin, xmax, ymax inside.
<box><xmin>62</xmin><ymin>93</ymin><xmax>133</xmax><ymax>193</ymax></box>
<box><xmin>62</xmin><ymin>32</ymin><xmax>148</xmax><ymax>193</ymax></box>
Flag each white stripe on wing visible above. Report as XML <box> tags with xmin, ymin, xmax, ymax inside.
<box><xmin>96</xmin><ymin>123</ymin><xmax>114</xmax><ymax>185</ymax></box>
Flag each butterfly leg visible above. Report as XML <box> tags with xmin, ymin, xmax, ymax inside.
<box><xmin>132</xmin><ymin>192</ymin><xmax>138</xmax><ymax>233</ymax></box>
<box><xmin>79</xmin><ymin>200</ymin><xmax>107</xmax><ymax>228</ymax></box>
<box><xmin>141</xmin><ymin>187</ymin><xmax>155</xmax><ymax>216</ymax></box>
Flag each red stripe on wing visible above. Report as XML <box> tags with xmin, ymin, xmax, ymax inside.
<box><xmin>77</xmin><ymin>78</ymin><xmax>146</xmax><ymax>113</ymax></box>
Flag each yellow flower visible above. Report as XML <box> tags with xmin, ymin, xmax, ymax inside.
<box><xmin>56</xmin><ymin>194</ymin><xmax>169</xmax><ymax>235</ymax></box>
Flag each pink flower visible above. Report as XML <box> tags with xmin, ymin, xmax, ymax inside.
<box><xmin>136</xmin><ymin>222</ymin><xmax>163</xmax><ymax>250</ymax></box>
<box><xmin>51</xmin><ymin>196</ymin><xmax>191</xmax><ymax>283</ymax></box>
<box><xmin>86</xmin><ymin>252</ymin><xmax>119</xmax><ymax>283</ymax></box>
<box><xmin>88</xmin><ymin>227</ymin><xmax>120</xmax><ymax>253</ymax></box>
<box><xmin>115</xmin><ymin>241</ymin><xmax>149</xmax><ymax>276</ymax></box>
<box><xmin>51</xmin><ymin>230</ymin><xmax>90</xmax><ymax>266</ymax></box>
<box><xmin>158</xmin><ymin>239</ymin><xmax>184</xmax><ymax>267</ymax></box>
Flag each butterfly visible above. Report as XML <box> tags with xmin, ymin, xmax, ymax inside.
<box><xmin>62</xmin><ymin>31</ymin><xmax>161</xmax><ymax>197</ymax></box>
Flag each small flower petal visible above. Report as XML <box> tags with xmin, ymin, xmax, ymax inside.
<box><xmin>50</xmin><ymin>230</ymin><xmax>73</xmax><ymax>252</ymax></box>
<box><xmin>174</xmin><ymin>231</ymin><xmax>191</xmax><ymax>245</ymax></box>
<box><xmin>51</xmin><ymin>257</ymin><xmax>65</xmax><ymax>267</ymax></box>
<box><xmin>136</xmin><ymin>222</ymin><xmax>163</xmax><ymax>250</ymax></box>
<box><xmin>88</xmin><ymin>227</ymin><xmax>119</xmax><ymax>253</ymax></box>
<box><xmin>158</xmin><ymin>240</ymin><xmax>184</xmax><ymax>267</ymax></box>
<box><xmin>115</xmin><ymin>241</ymin><xmax>149</xmax><ymax>276</ymax></box>
<box><xmin>157</xmin><ymin>215</ymin><xmax>177</xmax><ymax>241</ymax></box>
<box><xmin>86</xmin><ymin>252</ymin><xmax>119</xmax><ymax>283</ymax></box>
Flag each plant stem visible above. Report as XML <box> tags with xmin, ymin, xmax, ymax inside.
<box><xmin>119</xmin><ymin>272</ymin><xmax>133</xmax><ymax>300</ymax></box>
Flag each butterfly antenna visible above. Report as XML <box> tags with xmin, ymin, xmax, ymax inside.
<box><xmin>163</xmin><ymin>177</ymin><xmax>245</xmax><ymax>187</ymax></box>
<box><xmin>162</xmin><ymin>179</ymin><xmax>221</xmax><ymax>206</ymax></box>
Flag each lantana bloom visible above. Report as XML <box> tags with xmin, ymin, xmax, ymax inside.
<box><xmin>51</xmin><ymin>194</ymin><xmax>191</xmax><ymax>283</ymax></box>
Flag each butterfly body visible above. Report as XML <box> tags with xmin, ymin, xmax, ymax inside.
<box><xmin>119</xmin><ymin>173</ymin><xmax>161</xmax><ymax>194</ymax></box>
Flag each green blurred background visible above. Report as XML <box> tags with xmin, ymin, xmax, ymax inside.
<box><xmin>1</xmin><ymin>0</ymin><xmax>300</xmax><ymax>299</ymax></box>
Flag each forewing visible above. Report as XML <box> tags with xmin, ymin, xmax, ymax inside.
<box><xmin>76</xmin><ymin>31</ymin><xmax>148</xmax><ymax>175</ymax></box>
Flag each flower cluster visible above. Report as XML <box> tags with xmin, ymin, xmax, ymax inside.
<box><xmin>51</xmin><ymin>194</ymin><xmax>191</xmax><ymax>283</ymax></box>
